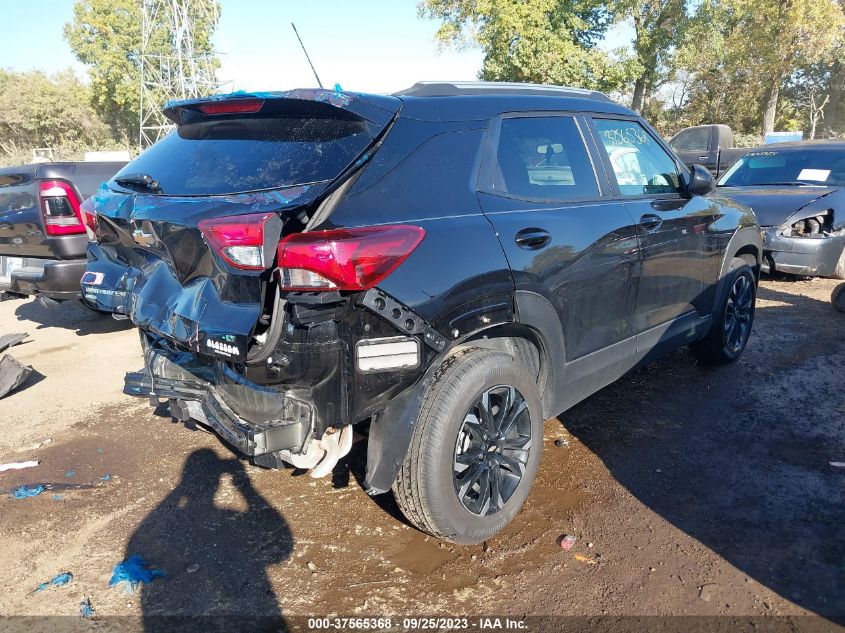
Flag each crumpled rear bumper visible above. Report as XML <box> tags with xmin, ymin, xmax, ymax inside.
<box><xmin>125</xmin><ymin>339</ymin><xmax>314</xmax><ymax>456</ymax></box>
<box><xmin>762</xmin><ymin>227</ymin><xmax>845</xmax><ymax>277</ymax></box>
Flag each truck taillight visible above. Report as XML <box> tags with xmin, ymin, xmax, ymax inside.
<box><xmin>277</xmin><ymin>225</ymin><xmax>425</xmax><ymax>291</ymax></box>
<box><xmin>39</xmin><ymin>180</ymin><xmax>85</xmax><ymax>236</ymax></box>
<box><xmin>80</xmin><ymin>198</ymin><xmax>99</xmax><ymax>240</ymax></box>
<box><xmin>198</xmin><ymin>212</ymin><xmax>282</xmax><ymax>270</ymax></box>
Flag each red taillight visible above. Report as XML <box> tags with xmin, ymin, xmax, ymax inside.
<box><xmin>277</xmin><ymin>225</ymin><xmax>425</xmax><ymax>291</ymax></box>
<box><xmin>39</xmin><ymin>180</ymin><xmax>84</xmax><ymax>236</ymax></box>
<box><xmin>198</xmin><ymin>212</ymin><xmax>280</xmax><ymax>270</ymax></box>
<box><xmin>197</xmin><ymin>99</ymin><xmax>264</xmax><ymax>115</ymax></box>
<box><xmin>80</xmin><ymin>198</ymin><xmax>98</xmax><ymax>240</ymax></box>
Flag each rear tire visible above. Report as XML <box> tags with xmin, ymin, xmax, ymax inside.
<box><xmin>832</xmin><ymin>283</ymin><xmax>845</xmax><ymax>313</ymax></box>
<box><xmin>393</xmin><ymin>348</ymin><xmax>543</xmax><ymax>544</ymax></box>
<box><xmin>690</xmin><ymin>257</ymin><xmax>756</xmax><ymax>365</ymax></box>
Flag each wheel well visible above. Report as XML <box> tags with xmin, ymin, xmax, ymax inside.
<box><xmin>454</xmin><ymin>324</ymin><xmax>550</xmax><ymax>410</ymax></box>
<box><xmin>734</xmin><ymin>244</ymin><xmax>760</xmax><ymax>279</ymax></box>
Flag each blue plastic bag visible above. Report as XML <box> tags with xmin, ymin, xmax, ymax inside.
<box><xmin>34</xmin><ymin>572</ymin><xmax>73</xmax><ymax>592</ymax></box>
<box><xmin>11</xmin><ymin>484</ymin><xmax>44</xmax><ymax>499</ymax></box>
<box><xmin>109</xmin><ymin>555</ymin><xmax>166</xmax><ymax>593</ymax></box>
<box><xmin>79</xmin><ymin>596</ymin><xmax>95</xmax><ymax>618</ymax></box>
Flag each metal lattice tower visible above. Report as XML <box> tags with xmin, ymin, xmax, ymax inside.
<box><xmin>138</xmin><ymin>0</ymin><xmax>222</xmax><ymax>148</ymax></box>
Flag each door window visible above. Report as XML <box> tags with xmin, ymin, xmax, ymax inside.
<box><xmin>490</xmin><ymin>116</ymin><xmax>599</xmax><ymax>201</ymax></box>
<box><xmin>594</xmin><ymin>119</ymin><xmax>682</xmax><ymax>196</ymax></box>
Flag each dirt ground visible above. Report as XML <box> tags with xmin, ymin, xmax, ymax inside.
<box><xmin>0</xmin><ymin>277</ymin><xmax>842</xmax><ymax>630</ymax></box>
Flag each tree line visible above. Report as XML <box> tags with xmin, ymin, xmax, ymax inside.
<box><xmin>0</xmin><ymin>0</ymin><xmax>218</xmax><ymax>167</ymax></box>
<box><xmin>422</xmin><ymin>0</ymin><xmax>845</xmax><ymax>141</ymax></box>
<box><xmin>1</xmin><ymin>0</ymin><xmax>842</xmax><ymax>167</ymax></box>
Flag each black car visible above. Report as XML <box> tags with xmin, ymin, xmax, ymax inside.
<box><xmin>0</xmin><ymin>161</ymin><xmax>126</xmax><ymax>300</ymax></box>
<box><xmin>717</xmin><ymin>141</ymin><xmax>845</xmax><ymax>279</ymax></box>
<box><xmin>82</xmin><ymin>82</ymin><xmax>762</xmax><ymax>543</ymax></box>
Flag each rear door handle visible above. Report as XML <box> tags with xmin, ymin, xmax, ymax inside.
<box><xmin>698</xmin><ymin>155</ymin><xmax>709</xmax><ymax>161</ymax></box>
<box><xmin>514</xmin><ymin>228</ymin><xmax>551</xmax><ymax>250</ymax></box>
<box><xmin>639</xmin><ymin>213</ymin><xmax>662</xmax><ymax>231</ymax></box>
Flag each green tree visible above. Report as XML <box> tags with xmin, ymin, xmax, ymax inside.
<box><xmin>420</xmin><ymin>0</ymin><xmax>637</xmax><ymax>92</ymax></box>
<box><xmin>64</xmin><ymin>0</ymin><xmax>220</xmax><ymax>138</ymax></box>
<box><xmin>0</xmin><ymin>69</ymin><xmax>113</xmax><ymax>164</ymax></box>
<box><xmin>673</xmin><ymin>0</ymin><xmax>844</xmax><ymax>136</ymax></box>
<box><xmin>672</xmin><ymin>0</ymin><xmax>762</xmax><ymax>132</ymax></box>
<box><xmin>619</xmin><ymin>0</ymin><xmax>688</xmax><ymax>114</ymax></box>
<box><xmin>726</xmin><ymin>0</ymin><xmax>844</xmax><ymax>135</ymax></box>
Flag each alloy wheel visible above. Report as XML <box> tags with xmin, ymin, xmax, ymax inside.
<box><xmin>453</xmin><ymin>385</ymin><xmax>532</xmax><ymax>516</ymax></box>
<box><xmin>724</xmin><ymin>274</ymin><xmax>754</xmax><ymax>353</ymax></box>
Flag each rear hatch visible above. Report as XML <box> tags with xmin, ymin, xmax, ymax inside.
<box><xmin>83</xmin><ymin>90</ymin><xmax>400</xmax><ymax>359</ymax></box>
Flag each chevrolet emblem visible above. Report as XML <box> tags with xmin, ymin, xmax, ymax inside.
<box><xmin>132</xmin><ymin>228</ymin><xmax>157</xmax><ymax>247</ymax></box>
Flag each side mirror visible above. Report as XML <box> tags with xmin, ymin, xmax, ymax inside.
<box><xmin>688</xmin><ymin>164</ymin><xmax>716</xmax><ymax>196</ymax></box>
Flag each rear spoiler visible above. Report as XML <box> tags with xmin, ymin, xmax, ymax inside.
<box><xmin>163</xmin><ymin>89</ymin><xmax>400</xmax><ymax>128</ymax></box>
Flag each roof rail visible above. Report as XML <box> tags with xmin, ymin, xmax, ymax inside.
<box><xmin>394</xmin><ymin>81</ymin><xmax>613</xmax><ymax>102</ymax></box>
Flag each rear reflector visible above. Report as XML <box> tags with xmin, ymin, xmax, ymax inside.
<box><xmin>198</xmin><ymin>212</ymin><xmax>281</xmax><ymax>270</ymax></box>
<box><xmin>356</xmin><ymin>336</ymin><xmax>420</xmax><ymax>372</ymax></box>
<box><xmin>39</xmin><ymin>180</ymin><xmax>84</xmax><ymax>236</ymax></box>
<box><xmin>197</xmin><ymin>99</ymin><xmax>264</xmax><ymax>115</ymax></box>
<box><xmin>277</xmin><ymin>225</ymin><xmax>425</xmax><ymax>291</ymax></box>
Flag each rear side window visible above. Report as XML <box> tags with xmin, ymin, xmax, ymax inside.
<box><xmin>114</xmin><ymin>108</ymin><xmax>375</xmax><ymax>196</ymax></box>
<box><xmin>670</xmin><ymin>127</ymin><xmax>710</xmax><ymax>152</ymax></box>
<box><xmin>594</xmin><ymin>119</ymin><xmax>682</xmax><ymax>196</ymax></box>
<box><xmin>0</xmin><ymin>174</ymin><xmax>37</xmax><ymax>213</ymax></box>
<box><xmin>490</xmin><ymin>116</ymin><xmax>599</xmax><ymax>201</ymax></box>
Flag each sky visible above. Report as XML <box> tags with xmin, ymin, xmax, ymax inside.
<box><xmin>0</xmin><ymin>1</ymin><xmax>631</xmax><ymax>94</ymax></box>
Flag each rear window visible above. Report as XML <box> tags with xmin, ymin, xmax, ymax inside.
<box><xmin>0</xmin><ymin>174</ymin><xmax>37</xmax><ymax>213</ymax></box>
<box><xmin>489</xmin><ymin>116</ymin><xmax>599</xmax><ymax>201</ymax></box>
<box><xmin>670</xmin><ymin>127</ymin><xmax>710</xmax><ymax>152</ymax></box>
<box><xmin>114</xmin><ymin>109</ymin><xmax>375</xmax><ymax>196</ymax></box>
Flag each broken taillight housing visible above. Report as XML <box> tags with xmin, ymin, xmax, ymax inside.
<box><xmin>198</xmin><ymin>212</ymin><xmax>281</xmax><ymax>270</ymax></box>
<box><xmin>39</xmin><ymin>180</ymin><xmax>85</xmax><ymax>236</ymax></box>
<box><xmin>80</xmin><ymin>198</ymin><xmax>99</xmax><ymax>240</ymax></box>
<box><xmin>277</xmin><ymin>225</ymin><xmax>425</xmax><ymax>291</ymax></box>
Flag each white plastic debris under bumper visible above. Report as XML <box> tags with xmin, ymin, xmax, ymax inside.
<box><xmin>277</xmin><ymin>425</ymin><xmax>353</xmax><ymax>477</ymax></box>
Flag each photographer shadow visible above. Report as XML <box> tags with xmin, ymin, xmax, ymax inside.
<box><xmin>125</xmin><ymin>448</ymin><xmax>292</xmax><ymax>632</ymax></box>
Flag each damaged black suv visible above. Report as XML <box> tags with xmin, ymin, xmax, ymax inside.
<box><xmin>83</xmin><ymin>82</ymin><xmax>762</xmax><ymax>543</ymax></box>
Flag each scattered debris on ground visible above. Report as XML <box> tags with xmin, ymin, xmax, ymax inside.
<box><xmin>573</xmin><ymin>554</ymin><xmax>597</xmax><ymax>565</ymax></box>
<box><xmin>0</xmin><ymin>460</ymin><xmax>38</xmax><ymax>472</ymax></box>
<box><xmin>0</xmin><ymin>278</ymin><xmax>842</xmax><ymax>618</ymax></box>
<box><xmin>32</xmin><ymin>572</ymin><xmax>73</xmax><ymax>593</ymax></box>
<box><xmin>79</xmin><ymin>596</ymin><xmax>94</xmax><ymax>618</ymax></box>
<box><xmin>0</xmin><ymin>333</ymin><xmax>28</xmax><ymax>354</ymax></box>
<box><xmin>557</xmin><ymin>534</ymin><xmax>577</xmax><ymax>550</ymax></box>
<box><xmin>109</xmin><ymin>555</ymin><xmax>166</xmax><ymax>593</ymax></box>
<box><xmin>0</xmin><ymin>355</ymin><xmax>32</xmax><ymax>399</ymax></box>
<box><xmin>10</xmin><ymin>484</ymin><xmax>44</xmax><ymax>499</ymax></box>
<box><xmin>699</xmin><ymin>583</ymin><xmax>718</xmax><ymax>602</ymax></box>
